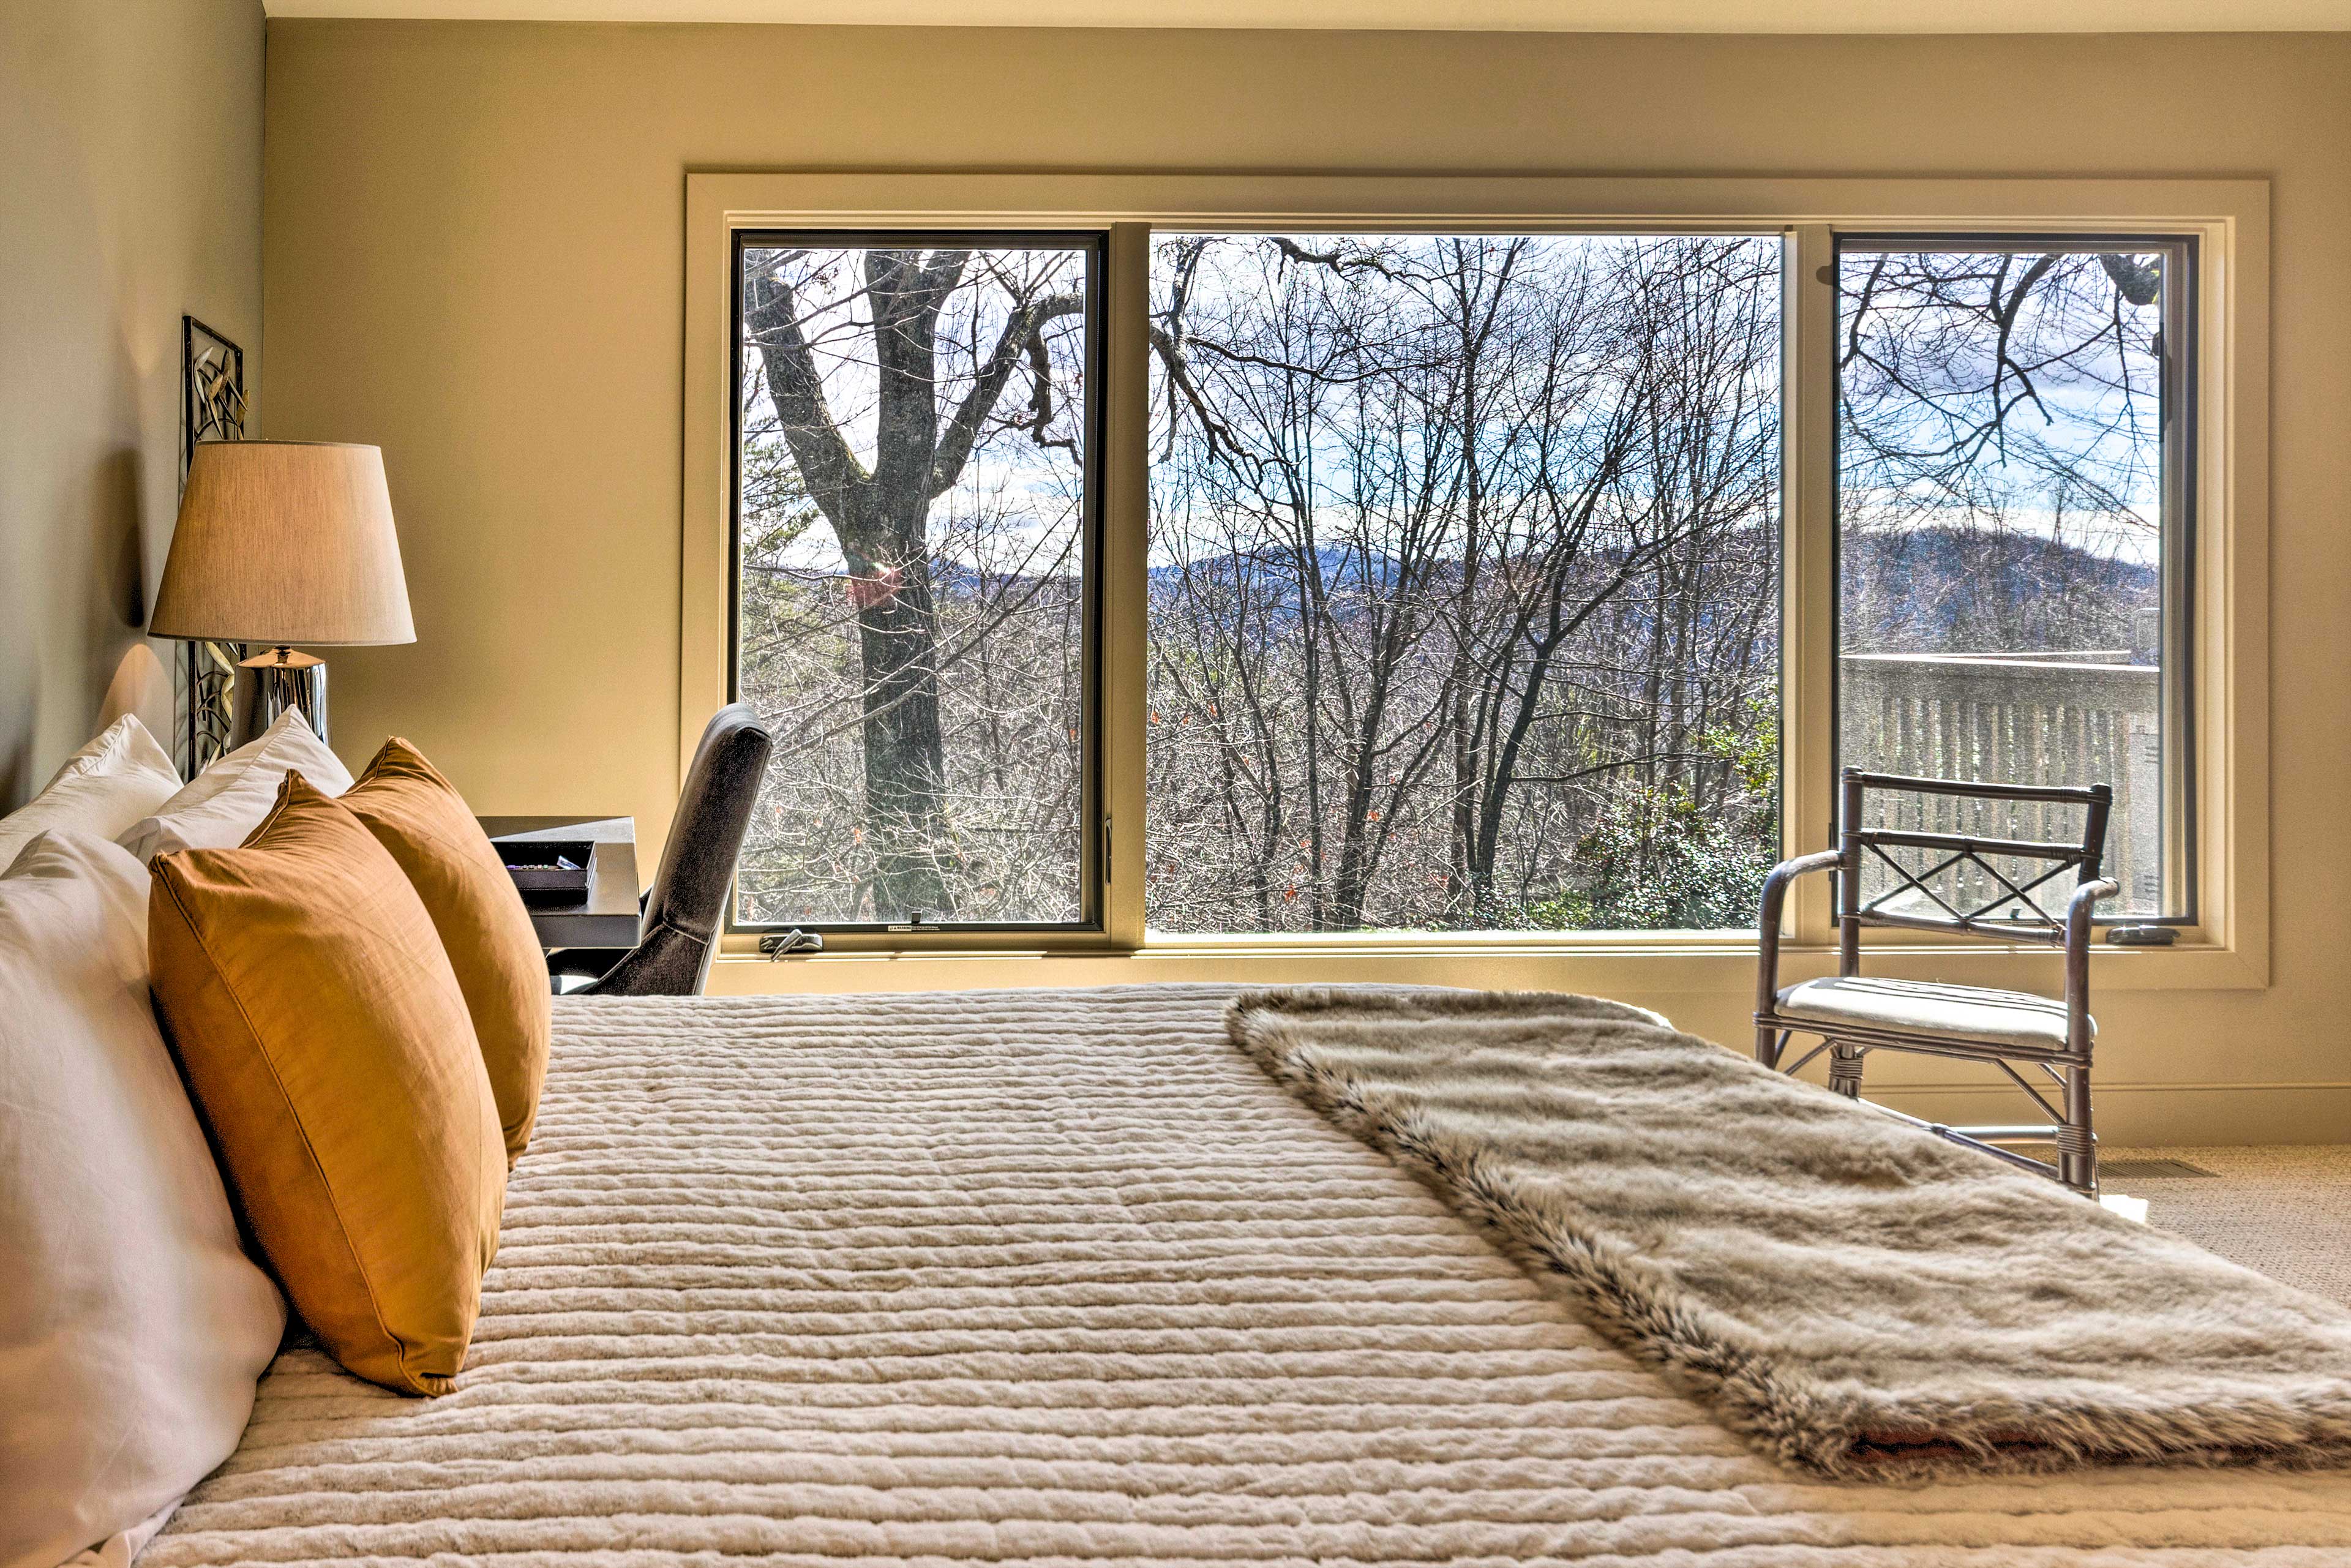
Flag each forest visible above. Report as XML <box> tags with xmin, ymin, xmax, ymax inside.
<box><xmin>730</xmin><ymin>235</ymin><xmax>2167</xmax><ymax>932</ymax></box>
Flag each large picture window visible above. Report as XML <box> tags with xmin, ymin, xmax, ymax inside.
<box><xmin>696</xmin><ymin>178</ymin><xmax>2250</xmax><ymax>969</ymax></box>
<box><xmin>730</xmin><ymin>234</ymin><xmax>1101</xmax><ymax>929</ymax></box>
<box><xmin>1144</xmin><ymin>234</ymin><xmax>1783</xmax><ymax>933</ymax></box>
<box><xmin>1834</xmin><ymin>238</ymin><xmax>2193</xmax><ymax>919</ymax></box>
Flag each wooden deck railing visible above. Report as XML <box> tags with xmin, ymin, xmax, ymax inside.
<box><xmin>1839</xmin><ymin>652</ymin><xmax>2163</xmax><ymax>915</ymax></box>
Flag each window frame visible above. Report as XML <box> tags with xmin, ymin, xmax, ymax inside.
<box><xmin>725</xmin><ymin>227</ymin><xmax>1111</xmax><ymax>937</ymax></box>
<box><xmin>681</xmin><ymin>173</ymin><xmax>2267</xmax><ymax>991</ymax></box>
<box><xmin>1826</xmin><ymin>231</ymin><xmax>2200</xmax><ymax>926</ymax></box>
<box><xmin>1138</xmin><ymin>226</ymin><xmax>1790</xmax><ymax>941</ymax></box>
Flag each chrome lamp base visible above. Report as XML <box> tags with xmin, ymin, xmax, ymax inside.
<box><xmin>235</xmin><ymin>646</ymin><xmax>328</xmax><ymax>743</ymax></box>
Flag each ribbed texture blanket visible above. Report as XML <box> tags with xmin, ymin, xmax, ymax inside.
<box><xmin>146</xmin><ymin>986</ymin><xmax>2351</xmax><ymax>1564</ymax></box>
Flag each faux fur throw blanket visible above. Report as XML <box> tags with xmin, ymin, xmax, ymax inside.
<box><xmin>1228</xmin><ymin>986</ymin><xmax>2351</xmax><ymax>1478</ymax></box>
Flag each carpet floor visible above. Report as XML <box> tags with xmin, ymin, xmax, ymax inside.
<box><xmin>2102</xmin><ymin>1145</ymin><xmax>2351</xmax><ymax>1308</ymax></box>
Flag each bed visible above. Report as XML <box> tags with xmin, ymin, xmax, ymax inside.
<box><xmin>144</xmin><ymin>985</ymin><xmax>2351</xmax><ymax>1564</ymax></box>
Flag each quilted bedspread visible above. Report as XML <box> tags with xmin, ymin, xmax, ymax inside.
<box><xmin>144</xmin><ymin>986</ymin><xmax>2351</xmax><ymax>1564</ymax></box>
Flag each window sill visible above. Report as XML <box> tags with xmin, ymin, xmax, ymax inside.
<box><xmin>714</xmin><ymin>927</ymin><xmax>2262</xmax><ymax>994</ymax></box>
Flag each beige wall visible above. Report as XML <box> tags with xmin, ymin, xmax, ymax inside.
<box><xmin>261</xmin><ymin>20</ymin><xmax>2351</xmax><ymax>1141</ymax></box>
<box><xmin>1</xmin><ymin>0</ymin><xmax>266</xmax><ymax>797</ymax></box>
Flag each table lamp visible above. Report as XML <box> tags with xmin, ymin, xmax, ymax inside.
<box><xmin>149</xmin><ymin>441</ymin><xmax>414</xmax><ymax>745</ymax></box>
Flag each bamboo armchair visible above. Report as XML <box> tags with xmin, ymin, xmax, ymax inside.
<box><xmin>1754</xmin><ymin>768</ymin><xmax>2121</xmax><ymax>1197</ymax></box>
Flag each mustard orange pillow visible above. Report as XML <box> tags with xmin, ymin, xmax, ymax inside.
<box><xmin>342</xmin><ymin>738</ymin><xmax>550</xmax><ymax>1163</ymax></box>
<box><xmin>148</xmin><ymin>774</ymin><xmax>505</xmax><ymax>1397</ymax></box>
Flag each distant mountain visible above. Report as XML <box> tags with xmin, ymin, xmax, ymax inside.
<box><xmin>1842</xmin><ymin>525</ymin><xmax>2159</xmax><ymax>661</ymax></box>
<box><xmin>917</xmin><ymin>522</ymin><xmax>2158</xmax><ymax>663</ymax></box>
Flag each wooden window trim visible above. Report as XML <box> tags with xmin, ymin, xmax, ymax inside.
<box><xmin>681</xmin><ymin>172</ymin><xmax>2268</xmax><ymax>991</ymax></box>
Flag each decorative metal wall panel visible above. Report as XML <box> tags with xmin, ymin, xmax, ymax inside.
<box><xmin>179</xmin><ymin>315</ymin><xmax>245</xmax><ymax>777</ymax></box>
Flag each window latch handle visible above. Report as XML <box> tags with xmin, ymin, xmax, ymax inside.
<box><xmin>759</xmin><ymin>928</ymin><xmax>825</xmax><ymax>959</ymax></box>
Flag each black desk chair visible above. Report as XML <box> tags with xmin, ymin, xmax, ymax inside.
<box><xmin>550</xmin><ymin>702</ymin><xmax>773</xmax><ymax>997</ymax></box>
<box><xmin>1754</xmin><ymin>768</ymin><xmax>2120</xmax><ymax>1197</ymax></box>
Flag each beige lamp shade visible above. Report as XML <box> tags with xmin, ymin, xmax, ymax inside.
<box><xmin>151</xmin><ymin>441</ymin><xmax>416</xmax><ymax>647</ymax></box>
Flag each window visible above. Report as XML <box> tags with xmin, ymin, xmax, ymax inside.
<box><xmin>1834</xmin><ymin>238</ymin><xmax>2193</xmax><ymax>919</ymax></box>
<box><xmin>692</xmin><ymin>174</ymin><xmax>2255</xmax><ymax>972</ymax></box>
<box><xmin>730</xmin><ymin>233</ymin><xmax>1102</xmax><ymax>929</ymax></box>
<box><xmin>1145</xmin><ymin>234</ymin><xmax>1783</xmax><ymax>934</ymax></box>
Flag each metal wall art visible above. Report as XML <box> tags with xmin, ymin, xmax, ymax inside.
<box><xmin>178</xmin><ymin>315</ymin><xmax>245</xmax><ymax>776</ymax></box>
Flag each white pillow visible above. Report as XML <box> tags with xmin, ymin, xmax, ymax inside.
<box><xmin>0</xmin><ymin>716</ymin><xmax>181</xmax><ymax>872</ymax></box>
<box><xmin>0</xmin><ymin>831</ymin><xmax>286</xmax><ymax>1567</ymax></box>
<box><xmin>118</xmin><ymin>711</ymin><xmax>353</xmax><ymax>862</ymax></box>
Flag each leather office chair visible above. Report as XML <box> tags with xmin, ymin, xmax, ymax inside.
<box><xmin>549</xmin><ymin>702</ymin><xmax>774</xmax><ymax>997</ymax></box>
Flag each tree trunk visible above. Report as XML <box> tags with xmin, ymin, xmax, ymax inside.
<box><xmin>853</xmin><ymin>491</ymin><xmax>954</xmax><ymax>919</ymax></box>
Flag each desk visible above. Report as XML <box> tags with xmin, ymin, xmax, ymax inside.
<box><xmin>479</xmin><ymin>816</ymin><xmax>640</xmax><ymax>951</ymax></box>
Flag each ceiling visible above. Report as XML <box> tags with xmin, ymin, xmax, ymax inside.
<box><xmin>259</xmin><ymin>0</ymin><xmax>2351</xmax><ymax>32</ymax></box>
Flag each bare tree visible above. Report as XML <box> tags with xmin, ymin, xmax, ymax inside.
<box><xmin>1145</xmin><ymin>233</ymin><xmax>1782</xmax><ymax>932</ymax></box>
<box><xmin>743</xmin><ymin>247</ymin><xmax>1084</xmax><ymax>917</ymax></box>
<box><xmin>729</xmin><ymin>235</ymin><xmax>2159</xmax><ymax>936</ymax></box>
<box><xmin>1837</xmin><ymin>248</ymin><xmax>2167</xmax><ymax>659</ymax></box>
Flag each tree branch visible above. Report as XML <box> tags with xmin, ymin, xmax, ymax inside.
<box><xmin>1268</xmin><ymin>236</ymin><xmax>1396</xmax><ymax>279</ymax></box>
<box><xmin>744</xmin><ymin>271</ymin><xmax>870</xmax><ymax>531</ymax></box>
<box><xmin>929</xmin><ymin>290</ymin><xmax>1086</xmax><ymax>498</ymax></box>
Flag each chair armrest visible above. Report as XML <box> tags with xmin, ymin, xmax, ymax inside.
<box><xmin>2064</xmin><ymin>876</ymin><xmax>2122</xmax><ymax>950</ymax></box>
<box><xmin>1756</xmin><ymin>849</ymin><xmax>1843</xmax><ymax>1016</ymax></box>
<box><xmin>546</xmin><ymin>946</ymin><xmax>625</xmax><ymax>982</ymax></box>
<box><xmin>572</xmin><ymin>916</ymin><xmax>714</xmax><ymax>998</ymax></box>
<box><xmin>2063</xmin><ymin>876</ymin><xmax>2123</xmax><ymax>1018</ymax></box>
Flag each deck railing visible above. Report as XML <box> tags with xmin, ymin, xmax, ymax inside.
<box><xmin>1839</xmin><ymin>652</ymin><xmax>2163</xmax><ymax>916</ymax></box>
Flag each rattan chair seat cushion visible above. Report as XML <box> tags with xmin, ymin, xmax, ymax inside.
<box><xmin>1775</xmin><ymin>975</ymin><xmax>2094</xmax><ymax>1050</ymax></box>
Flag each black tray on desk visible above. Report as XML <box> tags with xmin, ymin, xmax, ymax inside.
<box><xmin>498</xmin><ymin>839</ymin><xmax>594</xmax><ymax>904</ymax></box>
